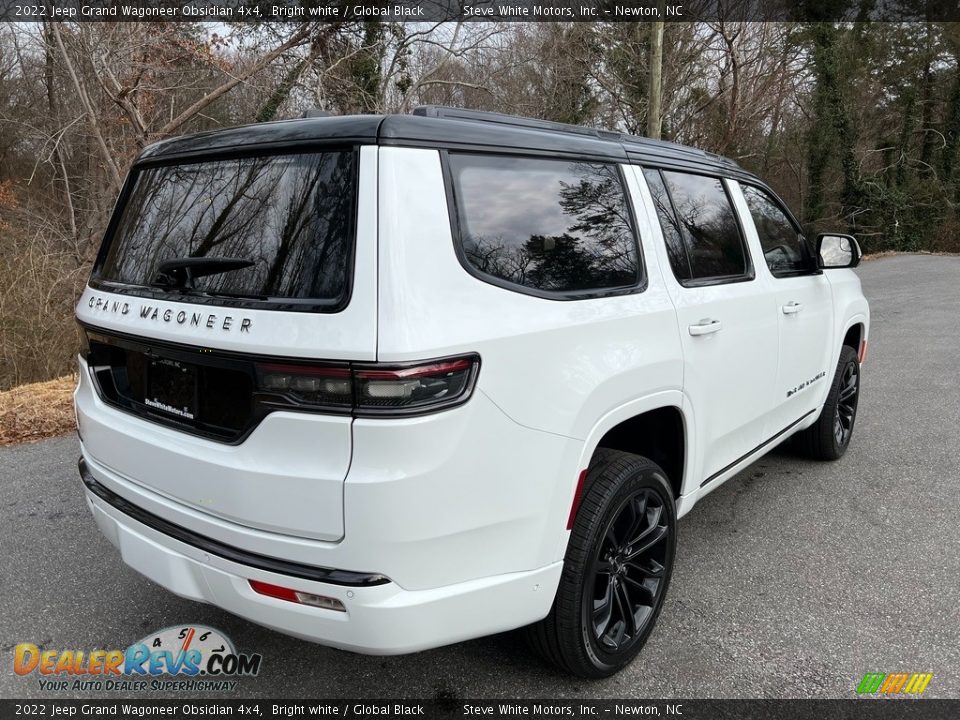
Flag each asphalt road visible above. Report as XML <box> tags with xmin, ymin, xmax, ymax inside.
<box><xmin>2</xmin><ymin>254</ymin><xmax>958</xmax><ymax>700</ymax></box>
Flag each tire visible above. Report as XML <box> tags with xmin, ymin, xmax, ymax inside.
<box><xmin>794</xmin><ymin>345</ymin><xmax>861</xmax><ymax>461</ymax></box>
<box><xmin>526</xmin><ymin>449</ymin><xmax>676</xmax><ymax>678</ymax></box>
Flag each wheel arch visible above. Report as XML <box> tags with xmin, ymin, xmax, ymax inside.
<box><xmin>807</xmin><ymin>312</ymin><xmax>868</xmax><ymax>425</ymax></box>
<box><xmin>839</xmin><ymin>312</ymin><xmax>869</xmax><ymax>362</ymax></box>
<box><xmin>573</xmin><ymin>391</ymin><xmax>690</xmax><ymax>507</ymax></box>
<box><xmin>593</xmin><ymin>407</ymin><xmax>685</xmax><ymax>501</ymax></box>
<box><xmin>843</xmin><ymin>323</ymin><xmax>863</xmax><ymax>351</ymax></box>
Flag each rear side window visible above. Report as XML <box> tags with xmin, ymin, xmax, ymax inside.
<box><xmin>652</xmin><ymin>170</ymin><xmax>751</xmax><ymax>283</ymax></box>
<box><xmin>643</xmin><ymin>168</ymin><xmax>691</xmax><ymax>282</ymax></box>
<box><xmin>741</xmin><ymin>185</ymin><xmax>810</xmax><ymax>276</ymax></box>
<box><xmin>96</xmin><ymin>150</ymin><xmax>357</xmax><ymax>310</ymax></box>
<box><xmin>447</xmin><ymin>153</ymin><xmax>642</xmax><ymax>297</ymax></box>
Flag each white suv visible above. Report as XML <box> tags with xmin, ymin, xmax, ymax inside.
<box><xmin>74</xmin><ymin>107</ymin><xmax>869</xmax><ymax>677</ymax></box>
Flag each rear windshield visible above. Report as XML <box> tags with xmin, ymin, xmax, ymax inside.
<box><xmin>96</xmin><ymin>150</ymin><xmax>357</xmax><ymax>309</ymax></box>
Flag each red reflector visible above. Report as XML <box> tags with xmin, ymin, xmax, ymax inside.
<box><xmin>859</xmin><ymin>340</ymin><xmax>868</xmax><ymax>364</ymax></box>
<box><xmin>248</xmin><ymin>580</ymin><xmax>347</xmax><ymax>612</ymax></box>
<box><xmin>566</xmin><ymin>469</ymin><xmax>589</xmax><ymax>530</ymax></box>
<box><xmin>249</xmin><ymin>580</ymin><xmax>299</xmax><ymax>603</ymax></box>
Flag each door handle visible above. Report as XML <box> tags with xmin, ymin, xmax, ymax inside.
<box><xmin>688</xmin><ymin>319</ymin><xmax>723</xmax><ymax>336</ymax></box>
<box><xmin>782</xmin><ymin>301</ymin><xmax>804</xmax><ymax>315</ymax></box>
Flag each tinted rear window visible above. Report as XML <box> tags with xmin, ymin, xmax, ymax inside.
<box><xmin>448</xmin><ymin>153</ymin><xmax>642</xmax><ymax>296</ymax></box>
<box><xmin>96</xmin><ymin>150</ymin><xmax>357</xmax><ymax>308</ymax></box>
<box><xmin>643</xmin><ymin>168</ymin><xmax>691</xmax><ymax>281</ymax></box>
<box><xmin>659</xmin><ymin>171</ymin><xmax>749</xmax><ymax>282</ymax></box>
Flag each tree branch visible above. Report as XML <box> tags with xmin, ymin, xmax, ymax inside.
<box><xmin>155</xmin><ymin>23</ymin><xmax>314</xmax><ymax>138</ymax></box>
<box><xmin>50</xmin><ymin>23</ymin><xmax>122</xmax><ymax>189</ymax></box>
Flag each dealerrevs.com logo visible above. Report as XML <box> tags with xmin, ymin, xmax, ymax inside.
<box><xmin>13</xmin><ymin>625</ymin><xmax>262</xmax><ymax>693</ymax></box>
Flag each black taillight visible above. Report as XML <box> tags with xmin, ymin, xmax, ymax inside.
<box><xmin>254</xmin><ymin>355</ymin><xmax>480</xmax><ymax>417</ymax></box>
<box><xmin>256</xmin><ymin>363</ymin><xmax>353</xmax><ymax>410</ymax></box>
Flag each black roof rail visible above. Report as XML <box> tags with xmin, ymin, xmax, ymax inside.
<box><xmin>412</xmin><ymin>105</ymin><xmax>622</xmax><ymax>141</ymax></box>
<box><xmin>302</xmin><ymin>108</ymin><xmax>335</xmax><ymax>119</ymax></box>
<box><xmin>411</xmin><ymin>104</ymin><xmax>744</xmax><ymax>170</ymax></box>
<box><xmin>618</xmin><ymin>133</ymin><xmax>742</xmax><ymax>167</ymax></box>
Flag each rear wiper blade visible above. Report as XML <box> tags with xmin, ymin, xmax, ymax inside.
<box><xmin>151</xmin><ymin>257</ymin><xmax>254</xmax><ymax>290</ymax></box>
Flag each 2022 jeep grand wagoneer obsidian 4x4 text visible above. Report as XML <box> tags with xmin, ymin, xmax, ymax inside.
<box><xmin>74</xmin><ymin>107</ymin><xmax>869</xmax><ymax>677</ymax></box>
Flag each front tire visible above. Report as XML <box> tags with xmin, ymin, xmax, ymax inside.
<box><xmin>527</xmin><ymin>449</ymin><xmax>676</xmax><ymax>678</ymax></box>
<box><xmin>794</xmin><ymin>345</ymin><xmax>861</xmax><ymax>460</ymax></box>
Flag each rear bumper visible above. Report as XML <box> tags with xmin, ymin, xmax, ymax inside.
<box><xmin>79</xmin><ymin>459</ymin><xmax>387</xmax><ymax>587</ymax></box>
<box><xmin>76</xmin><ymin>355</ymin><xmax>582</xmax><ymax>590</ymax></box>
<box><xmin>82</xmin><ymin>466</ymin><xmax>563</xmax><ymax>654</ymax></box>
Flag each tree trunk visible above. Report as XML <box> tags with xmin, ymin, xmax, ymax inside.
<box><xmin>42</xmin><ymin>21</ymin><xmax>78</xmax><ymax>243</ymax></box>
<box><xmin>50</xmin><ymin>23</ymin><xmax>122</xmax><ymax>191</ymax></box>
<box><xmin>256</xmin><ymin>46</ymin><xmax>320</xmax><ymax>123</ymax></box>
<box><xmin>647</xmin><ymin>19</ymin><xmax>664</xmax><ymax>139</ymax></box>
<box><xmin>804</xmin><ymin>23</ymin><xmax>863</xmax><ymax>233</ymax></box>
<box><xmin>942</xmin><ymin>53</ymin><xmax>960</xmax><ymax>186</ymax></box>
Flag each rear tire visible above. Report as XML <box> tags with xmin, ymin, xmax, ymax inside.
<box><xmin>526</xmin><ymin>449</ymin><xmax>676</xmax><ymax>678</ymax></box>
<box><xmin>794</xmin><ymin>345</ymin><xmax>861</xmax><ymax>460</ymax></box>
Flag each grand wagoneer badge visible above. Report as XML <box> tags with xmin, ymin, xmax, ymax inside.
<box><xmin>86</xmin><ymin>294</ymin><xmax>252</xmax><ymax>333</ymax></box>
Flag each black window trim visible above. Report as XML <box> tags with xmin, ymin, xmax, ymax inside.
<box><xmin>644</xmin><ymin>166</ymin><xmax>756</xmax><ymax>288</ymax></box>
<box><xmin>89</xmin><ymin>144</ymin><xmax>362</xmax><ymax>314</ymax></box>
<box><xmin>440</xmin><ymin>149</ymin><xmax>648</xmax><ymax>301</ymax></box>
<box><xmin>738</xmin><ymin>181</ymin><xmax>821</xmax><ymax>278</ymax></box>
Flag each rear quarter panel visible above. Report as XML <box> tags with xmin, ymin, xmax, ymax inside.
<box><xmin>375</xmin><ymin>146</ymin><xmax>683</xmax><ymax>441</ymax></box>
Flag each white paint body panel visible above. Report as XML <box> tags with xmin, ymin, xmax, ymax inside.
<box><xmin>87</xmin><ymin>489</ymin><xmax>562</xmax><ymax>655</ymax></box>
<box><xmin>631</xmin><ymin>172</ymin><xmax>781</xmax><ymax>489</ymax></box>
<box><xmin>75</xmin><ymin>146</ymin><xmax>382</xmax><ymax>543</ymax></box>
<box><xmin>76</xmin><ymin>361</ymin><xmax>349</xmax><ymax>541</ymax></box>
<box><xmin>726</xmin><ymin>181</ymin><xmax>836</xmax><ymax>437</ymax></box>
<box><xmin>75</xmin><ymin>143</ymin><xmax>869</xmax><ymax>654</ymax></box>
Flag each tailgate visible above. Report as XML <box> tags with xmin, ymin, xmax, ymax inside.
<box><xmin>78</xmin><ymin>327</ymin><xmax>354</xmax><ymax>541</ymax></box>
<box><xmin>74</xmin><ymin>146</ymin><xmax>379</xmax><ymax>541</ymax></box>
<box><xmin>77</xmin><ymin>364</ymin><xmax>350</xmax><ymax>542</ymax></box>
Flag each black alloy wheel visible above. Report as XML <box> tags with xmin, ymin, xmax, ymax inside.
<box><xmin>794</xmin><ymin>344</ymin><xmax>861</xmax><ymax>460</ymax></box>
<box><xmin>834</xmin><ymin>359</ymin><xmax>859</xmax><ymax>448</ymax></box>
<box><xmin>526</xmin><ymin>450</ymin><xmax>676</xmax><ymax>678</ymax></box>
<box><xmin>588</xmin><ymin>488</ymin><xmax>670</xmax><ymax>656</ymax></box>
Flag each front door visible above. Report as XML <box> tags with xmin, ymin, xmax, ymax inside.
<box><xmin>735</xmin><ymin>183</ymin><xmax>834</xmax><ymax>434</ymax></box>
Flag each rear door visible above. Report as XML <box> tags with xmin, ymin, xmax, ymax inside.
<box><xmin>76</xmin><ymin>145</ymin><xmax>379</xmax><ymax>540</ymax></box>
<box><xmin>732</xmin><ymin>182</ymin><xmax>834</xmax><ymax>433</ymax></box>
<box><xmin>637</xmin><ymin>168</ymin><xmax>779</xmax><ymax>486</ymax></box>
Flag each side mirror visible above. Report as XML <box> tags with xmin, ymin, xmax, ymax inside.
<box><xmin>817</xmin><ymin>233</ymin><xmax>862</xmax><ymax>269</ymax></box>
